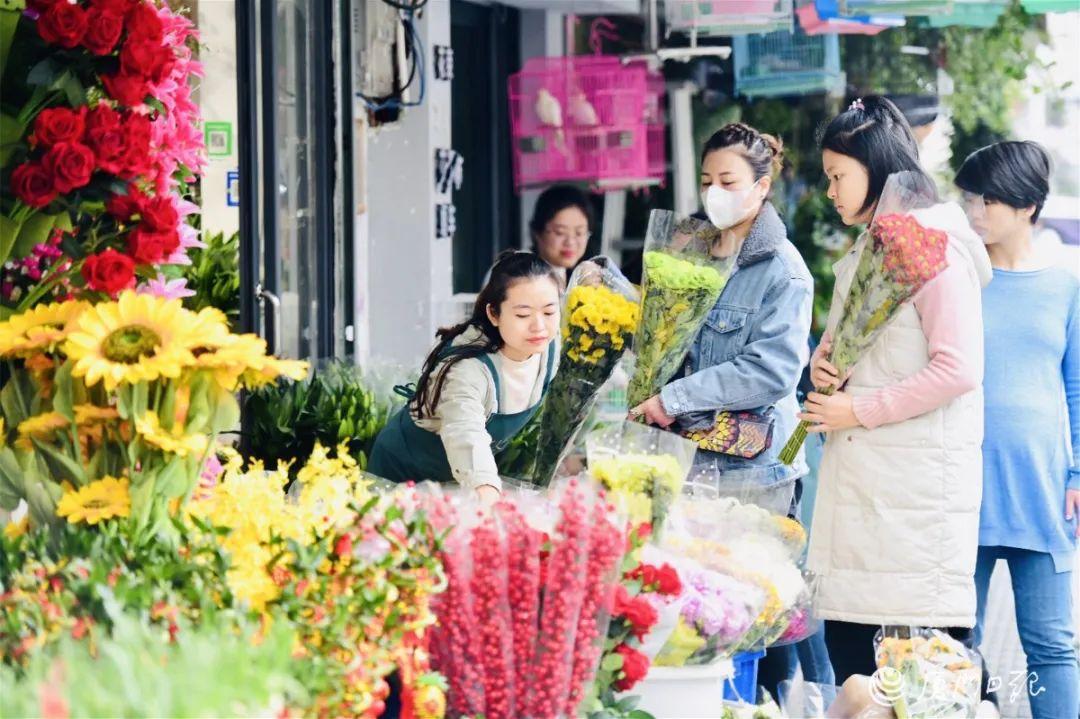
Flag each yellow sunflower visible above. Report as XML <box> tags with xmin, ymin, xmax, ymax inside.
<box><xmin>74</xmin><ymin>404</ymin><xmax>120</xmax><ymax>425</ymax></box>
<box><xmin>64</xmin><ymin>291</ymin><xmax>200</xmax><ymax>391</ymax></box>
<box><xmin>56</xmin><ymin>476</ymin><xmax>131</xmax><ymax>525</ymax></box>
<box><xmin>135</xmin><ymin>410</ymin><xmax>209</xmax><ymax>457</ymax></box>
<box><xmin>0</xmin><ymin>300</ymin><xmax>88</xmax><ymax>358</ymax></box>
<box><xmin>15</xmin><ymin>411</ymin><xmax>70</xmax><ymax>450</ymax></box>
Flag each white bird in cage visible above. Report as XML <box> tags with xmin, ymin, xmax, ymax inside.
<box><xmin>568</xmin><ymin>90</ymin><xmax>599</xmax><ymax>127</ymax></box>
<box><xmin>534</xmin><ymin>88</ymin><xmax>567</xmax><ymax>154</ymax></box>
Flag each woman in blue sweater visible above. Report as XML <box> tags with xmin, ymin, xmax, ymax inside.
<box><xmin>956</xmin><ymin>141</ymin><xmax>1080</xmax><ymax>719</ymax></box>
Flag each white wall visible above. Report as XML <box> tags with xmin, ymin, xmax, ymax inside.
<box><xmin>196</xmin><ymin>0</ymin><xmax>240</xmax><ymax>238</ymax></box>
<box><xmin>363</xmin><ymin>2</ymin><xmax>453</xmax><ymax>366</ymax></box>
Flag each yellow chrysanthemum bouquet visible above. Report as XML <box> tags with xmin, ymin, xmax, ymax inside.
<box><xmin>585</xmin><ymin>420</ymin><xmax>696</xmax><ymax>538</ymax></box>
<box><xmin>530</xmin><ymin>259</ymin><xmax>639</xmax><ymax>486</ymax></box>
<box><xmin>626</xmin><ymin>211</ymin><xmax>736</xmax><ymax>408</ymax></box>
<box><xmin>0</xmin><ymin>291</ymin><xmax>308</xmax><ymax>541</ymax></box>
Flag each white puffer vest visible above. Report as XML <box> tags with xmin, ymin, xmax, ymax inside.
<box><xmin>806</xmin><ymin>203</ymin><xmax>993</xmax><ymax>628</ymax></box>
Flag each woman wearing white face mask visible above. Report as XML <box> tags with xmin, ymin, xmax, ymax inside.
<box><xmin>631</xmin><ymin>122</ymin><xmax>814</xmax><ymax>500</ymax></box>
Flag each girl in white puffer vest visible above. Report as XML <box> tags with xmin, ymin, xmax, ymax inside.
<box><xmin>798</xmin><ymin>96</ymin><xmax>993</xmax><ymax>685</ymax></box>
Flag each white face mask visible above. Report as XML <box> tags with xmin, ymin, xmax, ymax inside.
<box><xmin>700</xmin><ymin>183</ymin><xmax>761</xmax><ymax>229</ymax></box>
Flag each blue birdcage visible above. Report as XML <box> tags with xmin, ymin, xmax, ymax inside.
<box><xmin>665</xmin><ymin>0</ymin><xmax>794</xmax><ymax>37</ymax></box>
<box><xmin>1021</xmin><ymin>0</ymin><xmax>1080</xmax><ymax>12</ymax></box>
<box><xmin>732</xmin><ymin>30</ymin><xmax>843</xmax><ymax>98</ymax></box>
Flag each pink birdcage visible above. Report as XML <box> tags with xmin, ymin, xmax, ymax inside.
<box><xmin>508</xmin><ymin>56</ymin><xmax>648</xmax><ymax>191</ymax></box>
<box><xmin>644</xmin><ymin>69</ymin><xmax>667</xmax><ymax>185</ymax></box>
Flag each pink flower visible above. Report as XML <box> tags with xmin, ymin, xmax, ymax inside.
<box><xmin>137</xmin><ymin>274</ymin><xmax>194</xmax><ymax>300</ymax></box>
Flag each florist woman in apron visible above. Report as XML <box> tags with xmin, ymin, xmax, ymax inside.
<box><xmin>368</xmin><ymin>251</ymin><xmax>560</xmax><ymax>503</ymax></box>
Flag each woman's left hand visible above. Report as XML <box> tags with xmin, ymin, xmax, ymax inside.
<box><xmin>629</xmin><ymin>395</ymin><xmax>676</xmax><ymax>428</ymax></box>
<box><xmin>800</xmin><ymin>391</ymin><xmax>861</xmax><ymax>433</ymax></box>
<box><xmin>1066</xmin><ymin>489</ymin><xmax>1080</xmax><ymax>538</ymax></box>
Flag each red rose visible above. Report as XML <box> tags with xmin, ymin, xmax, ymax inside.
<box><xmin>86</xmin><ymin>104</ymin><xmax>121</xmax><ymax>133</ymax></box>
<box><xmin>613</xmin><ymin>644</ymin><xmax>650</xmax><ymax>692</ymax></box>
<box><xmin>138</xmin><ymin>195</ymin><xmax>179</xmax><ymax>232</ymax></box>
<box><xmin>37</xmin><ymin>3</ymin><xmax>87</xmax><ymax>48</ymax></box>
<box><xmin>334</xmin><ymin>533</ymin><xmax>353</xmax><ymax>558</ymax></box>
<box><xmin>93</xmin><ymin>0</ymin><xmax>139</xmax><ymax>14</ymax></box>
<box><xmin>43</xmin><ymin>142</ymin><xmax>96</xmax><ymax>193</ymax></box>
<box><xmin>120</xmin><ymin>38</ymin><xmax>173</xmax><ymax>82</ymax></box>
<box><xmin>32</xmin><ymin>107</ymin><xmax>86</xmax><ymax>148</ymax></box>
<box><xmin>81</xmin><ymin>249</ymin><xmax>135</xmax><ymax>296</ymax></box>
<box><xmin>86</xmin><ymin>123</ymin><xmax>127</xmax><ymax>175</ymax></box>
<box><xmin>120</xmin><ymin>113</ymin><xmax>153</xmax><ymax>177</ymax></box>
<box><xmin>102</xmin><ymin>73</ymin><xmax>148</xmax><ymax>107</ymax></box>
<box><xmin>655</xmin><ymin>563</ymin><xmax>682</xmax><ymax>596</ymax></box>
<box><xmin>625</xmin><ymin>597</ymin><xmax>658</xmax><ymax>639</ymax></box>
<box><xmin>126</xmin><ymin>225</ymin><xmax>179</xmax><ymax>265</ymax></box>
<box><xmin>82</xmin><ymin>8</ymin><xmax>125</xmax><ymax>55</ymax></box>
<box><xmin>10</xmin><ymin>163</ymin><xmax>58</xmax><ymax>208</ymax></box>
<box><xmin>106</xmin><ymin>188</ymin><xmax>145</xmax><ymax>221</ymax></box>
<box><xmin>125</xmin><ymin>2</ymin><xmax>163</xmax><ymax>41</ymax></box>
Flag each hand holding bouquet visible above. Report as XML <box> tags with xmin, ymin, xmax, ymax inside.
<box><xmin>626</xmin><ymin>211</ymin><xmax>736</xmax><ymax>408</ymax></box>
<box><xmin>780</xmin><ymin>172</ymin><xmax>949</xmax><ymax>464</ymax></box>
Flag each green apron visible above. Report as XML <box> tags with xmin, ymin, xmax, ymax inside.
<box><xmin>367</xmin><ymin>346</ymin><xmax>555</xmax><ymax>483</ymax></box>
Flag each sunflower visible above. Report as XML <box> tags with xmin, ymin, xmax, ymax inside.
<box><xmin>15</xmin><ymin>411</ymin><xmax>70</xmax><ymax>450</ymax></box>
<box><xmin>64</xmin><ymin>291</ymin><xmax>200</xmax><ymax>391</ymax></box>
<box><xmin>190</xmin><ymin>332</ymin><xmax>308</xmax><ymax>390</ymax></box>
<box><xmin>0</xmin><ymin>300</ymin><xmax>88</xmax><ymax>358</ymax></box>
<box><xmin>74</xmin><ymin>404</ymin><xmax>120</xmax><ymax>425</ymax></box>
<box><xmin>135</xmin><ymin>410</ymin><xmax>208</xmax><ymax>457</ymax></box>
<box><xmin>55</xmin><ymin>476</ymin><xmax>131</xmax><ymax>525</ymax></box>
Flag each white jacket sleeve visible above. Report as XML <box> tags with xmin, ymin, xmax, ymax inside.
<box><xmin>432</xmin><ymin>359</ymin><xmax>501</xmax><ymax>491</ymax></box>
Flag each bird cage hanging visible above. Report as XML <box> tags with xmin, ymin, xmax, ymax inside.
<box><xmin>508</xmin><ymin>56</ymin><xmax>648</xmax><ymax>192</ymax></box>
<box><xmin>926</xmin><ymin>0</ymin><xmax>1007</xmax><ymax>28</ymax></box>
<box><xmin>1021</xmin><ymin>0</ymin><xmax>1080</xmax><ymax>12</ymax></box>
<box><xmin>644</xmin><ymin>69</ymin><xmax>667</xmax><ymax>185</ymax></box>
<box><xmin>732</xmin><ymin>30</ymin><xmax>843</xmax><ymax>99</ymax></box>
<box><xmin>838</xmin><ymin>0</ymin><xmax>953</xmax><ymax>15</ymax></box>
<box><xmin>665</xmin><ymin>0</ymin><xmax>794</xmax><ymax>37</ymax></box>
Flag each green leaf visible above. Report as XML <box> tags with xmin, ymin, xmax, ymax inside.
<box><xmin>26</xmin><ymin>58</ymin><xmax>61</xmax><ymax>88</ymax></box>
<box><xmin>0</xmin><ymin>447</ymin><xmax>23</xmax><ymax>510</ymax></box>
<box><xmin>627</xmin><ymin>710</ymin><xmax>655</xmax><ymax>719</ymax></box>
<box><xmin>53</xmin><ymin>361</ymin><xmax>76</xmax><ymax>421</ymax></box>
<box><xmin>116</xmin><ymin>384</ymin><xmax>134</xmax><ymax>420</ymax></box>
<box><xmin>12</xmin><ymin>211</ymin><xmax>61</xmax><ymax>261</ymax></box>
<box><xmin>209</xmin><ymin>390</ymin><xmax>240</xmax><ymax>434</ymax></box>
<box><xmin>31</xmin><ymin>437</ymin><xmax>87</xmax><ymax>486</ymax></box>
<box><xmin>0</xmin><ymin>111</ymin><xmax>25</xmax><ymax>167</ymax></box>
<box><xmin>154</xmin><ymin>456</ymin><xmax>189</xmax><ymax>499</ymax></box>
<box><xmin>601</xmin><ymin>653</ymin><xmax>625</xmax><ymax>672</ymax></box>
<box><xmin>62</xmin><ymin>73</ymin><xmax>86</xmax><ymax>107</ymax></box>
<box><xmin>0</xmin><ymin>213</ymin><xmax>20</xmax><ymax>268</ymax></box>
<box><xmin>132</xmin><ymin>381</ymin><xmax>149</xmax><ymax>419</ymax></box>
<box><xmin>0</xmin><ymin>9</ymin><xmax>22</xmax><ymax>83</ymax></box>
<box><xmin>0</xmin><ymin>366</ymin><xmax>35</xmax><ymax>429</ymax></box>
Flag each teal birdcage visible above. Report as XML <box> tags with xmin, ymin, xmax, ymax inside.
<box><xmin>1021</xmin><ymin>0</ymin><xmax>1080</xmax><ymax>12</ymax></box>
<box><xmin>732</xmin><ymin>30</ymin><xmax>843</xmax><ymax>98</ymax></box>
<box><xmin>926</xmin><ymin>0</ymin><xmax>1008</xmax><ymax>28</ymax></box>
<box><xmin>839</xmin><ymin>0</ymin><xmax>954</xmax><ymax>15</ymax></box>
<box><xmin>665</xmin><ymin>0</ymin><xmax>794</xmax><ymax>36</ymax></box>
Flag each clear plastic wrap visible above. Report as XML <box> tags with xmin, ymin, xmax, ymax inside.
<box><xmin>585</xmin><ymin>420</ymin><xmax>697</xmax><ymax>539</ymax></box>
<box><xmin>871</xmin><ymin>626</ymin><xmax>982</xmax><ymax>719</ymax></box>
<box><xmin>626</xmin><ymin>210</ymin><xmax>738</xmax><ymax>408</ymax></box>
<box><xmin>423</xmin><ymin>478</ymin><xmax>627</xmax><ymax>719</ymax></box>
<box><xmin>531</xmin><ymin>258</ymin><xmax>640</xmax><ymax>487</ymax></box>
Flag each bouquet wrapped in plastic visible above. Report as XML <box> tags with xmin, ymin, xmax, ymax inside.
<box><xmin>531</xmin><ymin>258</ymin><xmax>639</xmax><ymax>487</ymax></box>
<box><xmin>872</xmin><ymin>627</ymin><xmax>983</xmax><ymax>719</ymax></box>
<box><xmin>781</xmin><ymin>171</ymin><xmax>950</xmax><ymax>463</ymax></box>
<box><xmin>586</xmin><ymin>420</ymin><xmax>697</xmax><ymax>538</ymax></box>
<box><xmin>626</xmin><ymin>211</ymin><xmax>737</xmax><ymax>408</ymax></box>
<box><xmin>425</xmin><ymin>478</ymin><xmax>627</xmax><ymax>719</ymax></box>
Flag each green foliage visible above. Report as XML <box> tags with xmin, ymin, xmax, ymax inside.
<box><xmin>243</xmin><ymin>361</ymin><xmax>399</xmax><ymax>471</ymax></box>
<box><xmin>183</xmin><ymin>231</ymin><xmax>240</xmax><ymax>329</ymax></box>
<box><xmin>0</xmin><ymin>589</ymin><xmax>301</xmax><ymax>718</ymax></box>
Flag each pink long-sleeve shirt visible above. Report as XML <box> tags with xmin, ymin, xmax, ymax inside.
<box><xmin>831</xmin><ymin>243</ymin><xmax>984</xmax><ymax>430</ymax></box>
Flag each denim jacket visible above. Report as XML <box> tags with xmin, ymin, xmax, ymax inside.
<box><xmin>659</xmin><ymin>202</ymin><xmax>813</xmax><ymax>487</ymax></box>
